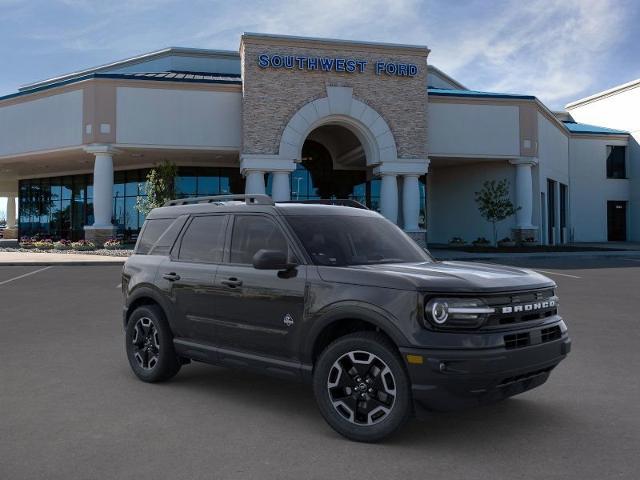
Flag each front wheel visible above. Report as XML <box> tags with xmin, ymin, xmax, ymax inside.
<box><xmin>125</xmin><ymin>305</ymin><xmax>181</xmax><ymax>383</ymax></box>
<box><xmin>313</xmin><ymin>332</ymin><xmax>411</xmax><ymax>442</ymax></box>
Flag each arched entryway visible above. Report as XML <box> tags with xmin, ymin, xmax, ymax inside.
<box><xmin>271</xmin><ymin>123</ymin><xmax>382</xmax><ymax>211</ymax></box>
<box><xmin>244</xmin><ymin>86</ymin><xmax>429</xmax><ymax>231</ymax></box>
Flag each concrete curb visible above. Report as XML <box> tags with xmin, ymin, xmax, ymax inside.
<box><xmin>0</xmin><ymin>260</ymin><xmax>126</xmax><ymax>266</ymax></box>
<box><xmin>431</xmin><ymin>250</ymin><xmax>640</xmax><ymax>261</ymax></box>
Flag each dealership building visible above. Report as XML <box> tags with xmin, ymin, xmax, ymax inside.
<box><xmin>0</xmin><ymin>33</ymin><xmax>637</xmax><ymax>245</ymax></box>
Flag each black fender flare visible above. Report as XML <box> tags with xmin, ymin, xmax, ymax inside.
<box><xmin>124</xmin><ymin>284</ymin><xmax>174</xmax><ymax>329</ymax></box>
<box><xmin>301</xmin><ymin>301</ymin><xmax>410</xmax><ymax>364</ymax></box>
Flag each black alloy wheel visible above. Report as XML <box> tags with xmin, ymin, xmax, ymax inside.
<box><xmin>313</xmin><ymin>332</ymin><xmax>411</xmax><ymax>442</ymax></box>
<box><xmin>125</xmin><ymin>305</ymin><xmax>181</xmax><ymax>383</ymax></box>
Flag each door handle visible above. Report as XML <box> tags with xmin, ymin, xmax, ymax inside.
<box><xmin>162</xmin><ymin>272</ymin><xmax>181</xmax><ymax>282</ymax></box>
<box><xmin>221</xmin><ymin>277</ymin><xmax>243</xmax><ymax>288</ymax></box>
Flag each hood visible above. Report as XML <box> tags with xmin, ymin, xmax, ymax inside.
<box><xmin>317</xmin><ymin>261</ymin><xmax>555</xmax><ymax>293</ymax></box>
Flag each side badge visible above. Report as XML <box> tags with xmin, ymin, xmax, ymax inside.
<box><xmin>283</xmin><ymin>314</ymin><xmax>294</xmax><ymax>327</ymax></box>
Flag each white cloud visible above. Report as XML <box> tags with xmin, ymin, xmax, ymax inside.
<box><xmin>4</xmin><ymin>0</ymin><xmax>635</xmax><ymax>109</ymax></box>
<box><xmin>424</xmin><ymin>0</ymin><xmax>630</xmax><ymax>107</ymax></box>
<box><xmin>186</xmin><ymin>0</ymin><xmax>632</xmax><ymax>107</ymax></box>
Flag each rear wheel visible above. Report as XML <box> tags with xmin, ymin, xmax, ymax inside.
<box><xmin>125</xmin><ymin>305</ymin><xmax>181</xmax><ymax>383</ymax></box>
<box><xmin>313</xmin><ymin>332</ymin><xmax>411</xmax><ymax>442</ymax></box>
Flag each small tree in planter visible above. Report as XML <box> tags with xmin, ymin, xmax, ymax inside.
<box><xmin>474</xmin><ymin>179</ymin><xmax>520</xmax><ymax>246</ymax></box>
<box><xmin>136</xmin><ymin>161</ymin><xmax>178</xmax><ymax>215</ymax></box>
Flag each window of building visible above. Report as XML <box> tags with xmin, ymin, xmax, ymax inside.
<box><xmin>606</xmin><ymin>146</ymin><xmax>626</xmax><ymax>179</ymax></box>
<box><xmin>18</xmin><ymin>166</ymin><xmax>245</xmax><ymax>242</ymax></box>
<box><xmin>178</xmin><ymin>215</ymin><xmax>228</xmax><ymax>263</ymax></box>
<box><xmin>230</xmin><ymin>215</ymin><xmax>288</xmax><ymax>264</ymax></box>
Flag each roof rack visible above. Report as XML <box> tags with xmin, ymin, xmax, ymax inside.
<box><xmin>163</xmin><ymin>194</ymin><xmax>275</xmax><ymax>207</ymax></box>
<box><xmin>278</xmin><ymin>199</ymin><xmax>369</xmax><ymax>210</ymax></box>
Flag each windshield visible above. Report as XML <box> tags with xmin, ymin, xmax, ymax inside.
<box><xmin>285</xmin><ymin>215</ymin><xmax>432</xmax><ymax>266</ymax></box>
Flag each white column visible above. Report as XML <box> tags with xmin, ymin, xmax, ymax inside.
<box><xmin>271</xmin><ymin>171</ymin><xmax>290</xmax><ymax>202</ymax></box>
<box><xmin>402</xmin><ymin>175</ymin><xmax>420</xmax><ymax>231</ymax></box>
<box><xmin>379</xmin><ymin>173</ymin><xmax>399</xmax><ymax>224</ymax></box>
<box><xmin>6</xmin><ymin>195</ymin><xmax>16</xmax><ymax>229</ymax></box>
<box><xmin>510</xmin><ymin>158</ymin><xmax>537</xmax><ymax>229</ymax></box>
<box><xmin>245</xmin><ymin>170</ymin><xmax>266</xmax><ymax>195</ymax></box>
<box><xmin>91</xmin><ymin>151</ymin><xmax>115</xmax><ymax>227</ymax></box>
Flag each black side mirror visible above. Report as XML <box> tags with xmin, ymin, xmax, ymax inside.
<box><xmin>252</xmin><ymin>249</ymin><xmax>296</xmax><ymax>270</ymax></box>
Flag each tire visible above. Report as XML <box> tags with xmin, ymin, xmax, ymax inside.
<box><xmin>313</xmin><ymin>332</ymin><xmax>411</xmax><ymax>442</ymax></box>
<box><xmin>125</xmin><ymin>304</ymin><xmax>181</xmax><ymax>383</ymax></box>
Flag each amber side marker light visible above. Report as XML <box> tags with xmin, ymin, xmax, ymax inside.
<box><xmin>406</xmin><ymin>354</ymin><xmax>424</xmax><ymax>365</ymax></box>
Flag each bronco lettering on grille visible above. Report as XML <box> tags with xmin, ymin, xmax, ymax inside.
<box><xmin>501</xmin><ymin>299</ymin><xmax>556</xmax><ymax>314</ymax></box>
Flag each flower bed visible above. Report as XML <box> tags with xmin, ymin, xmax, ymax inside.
<box><xmin>70</xmin><ymin>240</ymin><xmax>96</xmax><ymax>251</ymax></box>
<box><xmin>54</xmin><ymin>239</ymin><xmax>73</xmax><ymax>251</ymax></box>
<box><xmin>103</xmin><ymin>238</ymin><xmax>123</xmax><ymax>250</ymax></box>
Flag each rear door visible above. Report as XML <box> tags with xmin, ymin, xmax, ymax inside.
<box><xmin>158</xmin><ymin>214</ymin><xmax>229</xmax><ymax>342</ymax></box>
<box><xmin>212</xmin><ymin>214</ymin><xmax>307</xmax><ymax>361</ymax></box>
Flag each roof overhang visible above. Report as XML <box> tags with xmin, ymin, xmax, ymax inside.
<box><xmin>19</xmin><ymin>47</ymin><xmax>240</xmax><ymax>93</ymax></box>
<box><xmin>565</xmin><ymin>78</ymin><xmax>640</xmax><ymax>109</ymax></box>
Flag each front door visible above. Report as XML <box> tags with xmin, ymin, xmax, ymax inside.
<box><xmin>212</xmin><ymin>214</ymin><xmax>306</xmax><ymax>361</ymax></box>
<box><xmin>607</xmin><ymin>201</ymin><xmax>627</xmax><ymax>241</ymax></box>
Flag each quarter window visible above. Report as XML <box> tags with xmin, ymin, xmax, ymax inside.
<box><xmin>178</xmin><ymin>215</ymin><xmax>227</xmax><ymax>263</ymax></box>
<box><xmin>606</xmin><ymin>146</ymin><xmax>626</xmax><ymax>179</ymax></box>
<box><xmin>230</xmin><ymin>216</ymin><xmax>289</xmax><ymax>264</ymax></box>
<box><xmin>136</xmin><ymin>218</ymin><xmax>174</xmax><ymax>254</ymax></box>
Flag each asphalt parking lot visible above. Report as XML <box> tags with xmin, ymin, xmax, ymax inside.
<box><xmin>1</xmin><ymin>257</ymin><xmax>639</xmax><ymax>479</ymax></box>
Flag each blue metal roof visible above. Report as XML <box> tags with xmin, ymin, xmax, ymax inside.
<box><xmin>428</xmin><ymin>87</ymin><xmax>536</xmax><ymax>100</ymax></box>
<box><xmin>562</xmin><ymin>121</ymin><xmax>628</xmax><ymax>135</ymax></box>
<box><xmin>0</xmin><ymin>71</ymin><xmax>242</xmax><ymax>102</ymax></box>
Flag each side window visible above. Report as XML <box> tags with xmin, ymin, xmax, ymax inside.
<box><xmin>136</xmin><ymin>218</ymin><xmax>174</xmax><ymax>254</ymax></box>
<box><xmin>178</xmin><ymin>215</ymin><xmax>227</xmax><ymax>263</ymax></box>
<box><xmin>230</xmin><ymin>215</ymin><xmax>288</xmax><ymax>264</ymax></box>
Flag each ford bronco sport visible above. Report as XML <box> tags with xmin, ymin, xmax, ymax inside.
<box><xmin>122</xmin><ymin>194</ymin><xmax>570</xmax><ymax>442</ymax></box>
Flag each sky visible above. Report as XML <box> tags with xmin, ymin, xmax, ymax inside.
<box><xmin>1</xmin><ymin>0</ymin><xmax>639</xmax><ymax>216</ymax></box>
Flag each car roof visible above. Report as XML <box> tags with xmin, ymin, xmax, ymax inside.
<box><xmin>146</xmin><ymin>201</ymin><xmax>381</xmax><ymax>220</ymax></box>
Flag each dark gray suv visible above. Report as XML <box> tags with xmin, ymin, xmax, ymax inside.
<box><xmin>122</xmin><ymin>194</ymin><xmax>570</xmax><ymax>442</ymax></box>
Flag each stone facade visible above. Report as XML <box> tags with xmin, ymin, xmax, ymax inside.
<box><xmin>240</xmin><ymin>34</ymin><xmax>429</xmax><ymax>161</ymax></box>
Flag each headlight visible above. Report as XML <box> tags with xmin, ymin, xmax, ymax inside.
<box><xmin>425</xmin><ymin>298</ymin><xmax>495</xmax><ymax>328</ymax></box>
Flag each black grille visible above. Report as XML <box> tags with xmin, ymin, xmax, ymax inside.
<box><xmin>484</xmin><ymin>289</ymin><xmax>558</xmax><ymax>327</ymax></box>
<box><xmin>504</xmin><ymin>325</ymin><xmax>563</xmax><ymax>350</ymax></box>
<box><xmin>504</xmin><ymin>332</ymin><xmax>530</xmax><ymax>349</ymax></box>
<box><xmin>541</xmin><ymin>325</ymin><xmax>562</xmax><ymax>342</ymax></box>
<box><xmin>498</xmin><ymin>366</ymin><xmax>554</xmax><ymax>387</ymax></box>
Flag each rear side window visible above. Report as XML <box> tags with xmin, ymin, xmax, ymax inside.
<box><xmin>136</xmin><ymin>218</ymin><xmax>174</xmax><ymax>254</ymax></box>
<box><xmin>178</xmin><ymin>215</ymin><xmax>227</xmax><ymax>263</ymax></box>
<box><xmin>230</xmin><ymin>215</ymin><xmax>288</xmax><ymax>264</ymax></box>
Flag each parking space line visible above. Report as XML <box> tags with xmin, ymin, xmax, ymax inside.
<box><xmin>533</xmin><ymin>269</ymin><xmax>581</xmax><ymax>279</ymax></box>
<box><xmin>0</xmin><ymin>266</ymin><xmax>52</xmax><ymax>286</ymax></box>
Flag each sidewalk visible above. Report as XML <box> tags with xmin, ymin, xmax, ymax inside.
<box><xmin>430</xmin><ymin>248</ymin><xmax>640</xmax><ymax>261</ymax></box>
<box><xmin>0</xmin><ymin>251</ymin><xmax>127</xmax><ymax>266</ymax></box>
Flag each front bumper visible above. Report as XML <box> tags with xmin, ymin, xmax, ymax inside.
<box><xmin>400</xmin><ymin>324</ymin><xmax>571</xmax><ymax>414</ymax></box>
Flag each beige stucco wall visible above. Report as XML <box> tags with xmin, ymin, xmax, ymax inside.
<box><xmin>240</xmin><ymin>35</ymin><xmax>429</xmax><ymax>160</ymax></box>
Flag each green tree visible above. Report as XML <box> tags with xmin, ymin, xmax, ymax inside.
<box><xmin>136</xmin><ymin>161</ymin><xmax>178</xmax><ymax>215</ymax></box>
<box><xmin>474</xmin><ymin>179</ymin><xmax>520</xmax><ymax>246</ymax></box>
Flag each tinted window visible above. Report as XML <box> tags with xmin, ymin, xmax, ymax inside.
<box><xmin>178</xmin><ymin>215</ymin><xmax>227</xmax><ymax>263</ymax></box>
<box><xmin>230</xmin><ymin>216</ymin><xmax>288</xmax><ymax>264</ymax></box>
<box><xmin>149</xmin><ymin>215</ymin><xmax>188</xmax><ymax>255</ymax></box>
<box><xmin>136</xmin><ymin>218</ymin><xmax>174</xmax><ymax>254</ymax></box>
<box><xmin>286</xmin><ymin>215</ymin><xmax>431</xmax><ymax>266</ymax></box>
<box><xmin>607</xmin><ymin>146</ymin><xmax>626</xmax><ymax>179</ymax></box>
